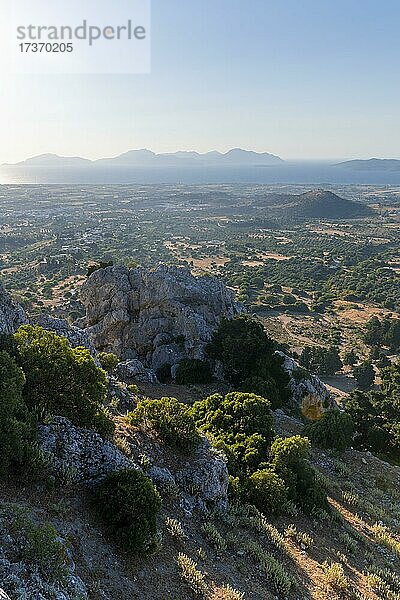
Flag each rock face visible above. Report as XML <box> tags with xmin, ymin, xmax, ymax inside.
<box><xmin>0</xmin><ymin>283</ymin><xmax>27</xmax><ymax>334</ymax></box>
<box><xmin>37</xmin><ymin>417</ymin><xmax>134</xmax><ymax>485</ymax></box>
<box><xmin>80</xmin><ymin>265</ymin><xmax>242</xmax><ymax>370</ymax></box>
<box><xmin>34</xmin><ymin>315</ymin><xmax>97</xmax><ymax>356</ymax></box>
<box><xmin>277</xmin><ymin>352</ymin><xmax>337</xmax><ymax>419</ymax></box>
<box><xmin>37</xmin><ymin>416</ymin><xmax>229</xmax><ymax>513</ymax></box>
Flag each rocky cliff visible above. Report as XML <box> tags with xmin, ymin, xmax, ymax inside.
<box><xmin>80</xmin><ymin>265</ymin><xmax>243</xmax><ymax>370</ymax></box>
<box><xmin>0</xmin><ymin>282</ymin><xmax>27</xmax><ymax>334</ymax></box>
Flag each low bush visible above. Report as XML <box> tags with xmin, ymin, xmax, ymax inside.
<box><xmin>270</xmin><ymin>436</ymin><xmax>328</xmax><ymax>513</ymax></box>
<box><xmin>156</xmin><ymin>362</ymin><xmax>172</xmax><ymax>383</ymax></box>
<box><xmin>192</xmin><ymin>392</ymin><xmax>274</xmax><ymax>474</ymax></box>
<box><xmin>175</xmin><ymin>359</ymin><xmax>213</xmax><ymax>385</ymax></box>
<box><xmin>93</xmin><ymin>469</ymin><xmax>161</xmax><ymax>554</ymax></box>
<box><xmin>303</xmin><ymin>410</ymin><xmax>354</xmax><ymax>452</ymax></box>
<box><xmin>237</xmin><ymin>467</ymin><xmax>288</xmax><ymax>514</ymax></box>
<box><xmin>128</xmin><ymin>397</ymin><xmax>201</xmax><ymax>452</ymax></box>
<box><xmin>98</xmin><ymin>352</ymin><xmax>119</xmax><ymax>372</ymax></box>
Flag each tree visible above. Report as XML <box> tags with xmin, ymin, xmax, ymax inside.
<box><xmin>206</xmin><ymin>315</ymin><xmax>289</xmax><ymax>407</ymax></box>
<box><xmin>346</xmin><ymin>362</ymin><xmax>400</xmax><ymax>458</ymax></box>
<box><xmin>13</xmin><ymin>325</ymin><xmax>109</xmax><ymax>431</ymax></box>
<box><xmin>303</xmin><ymin>410</ymin><xmax>354</xmax><ymax>452</ymax></box>
<box><xmin>343</xmin><ymin>350</ymin><xmax>358</xmax><ymax>367</ymax></box>
<box><xmin>353</xmin><ymin>362</ymin><xmax>375</xmax><ymax>390</ymax></box>
<box><xmin>0</xmin><ymin>351</ymin><xmax>34</xmax><ymax>476</ymax></box>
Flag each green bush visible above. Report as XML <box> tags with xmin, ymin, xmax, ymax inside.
<box><xmin>93</xmin><ymin>469</ymin><xmax>161</xmax><ymax>554</ymax></box>
<box><xmin>206</xmin><ymin>316</ymin><xmax>289</xmax><ymax>407</ymax></box>
<box><xmin>156</xmin><ymin>362</ymin><xmax>172</xmax><ymax>383</ymax></box>
<box><xmin>192</xmin><ymin>391</ymin><xmax>273</xmax><ymax>474</ymax></box>
<box><xmin>13</xmin><ymin>325</ymin><xmax>110</xmax><ymax>432</ymax></box>
<box><xmin>270</xmin><ymin>436</ymin><xmax>328</xmax><ymax>513</ymax></box>
<box><xmin>0</xmin><ymin>350</ymin><xmax>35</xmax><ymax>477</ymax></box>
<box><xmin>98</xmin><ymin>352</ymin><xmax>119</xmax><ymax>372</ymax></box>
<box><xmin>238</xmin><ymin>467</ymin><xmax>288</xmax><ymax>514</ymax></box>
<box><xmin>303</xmin><ymin>410</ymin><xmax>354</xmax><ymax>452</ymax></box>
<box><xmin>175</xmin><ymin>359</ymin><xmax>212</xmax><ymax>385</ymax></box>
<box><xmin>127</xmin><ymin>397</ymin><xmax>201</xmax><ymax>452</ymax></box>
<box><xmin>346</xmin><ymin>362</ymin><xmax>400</xmax><ymax>459</ymax></box>
<box><xmin>353</xmin><ymin>362</ymin><xmax>375</xmax><ymax>390</ymax></box>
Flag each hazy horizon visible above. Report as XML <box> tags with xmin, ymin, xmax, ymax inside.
<box><xmin>2</xmin><ymin>0</ymin><xmax>400</xmax><ymax>165</ymax></box>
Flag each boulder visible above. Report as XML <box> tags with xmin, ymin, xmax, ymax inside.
<box><xmin>0</xmin><ymin>283</ymin><xmax>27</xmax><ymax>334</ymax></box>
<box><xmin>175</xmin><ymin>439</ymin><xmax>229</xmax><ymax>513</ymax></box>
<box><xmin>277</xmin><ymin>352</ymin><xmax>337</xmax><ymax>419</ymax></box>
<box><xmin>80</xmin><ymin>265</ymin><xmax>243</xmax><ymax>370</ymax></box>
<box><xmin>116</xmin><ymin>359</ymin><xmax>158</xmax><ymax>384</ymax></box>
<box><xmin>37</xmin><ymin>417</ymin><xmax>134</xmax><ymax>485</ymax></box>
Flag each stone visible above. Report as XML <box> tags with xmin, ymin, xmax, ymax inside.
<box><xmin>37</xmin><ymin>416</ymin><xmax>134</xmax><ymax>485</ymax></box>
<box><xmin>277</xmin><ymin>351</ymin><xmax>336</xmax><ymax>419</ymax></box>
<box><xmin>80</xmin><ymin>264</ymin><xmax>243</xmax><ymax>370</ymax></box>
<box><xmin>0</xmin><ymin>283</ymin><xmax>27</xmax><ymax>334</ymax></box>
<box><xmin>175</xmin><ymin>439</ymin><xmax>229</xmax><ymax>513</ymax></box>
<box><xmin>33</xmin><ymin>314</ymin><xmax>97</xmax><ymax>356</ymax></box>
<box><xmin>147</xmin><ymin>466</ymin><xmax>177</xmax><ymax>494</ymax></box>
<box><xmin>116</xmin><ymin>359</ymin><xmax>158</xmax><ymax>383</ymax></box>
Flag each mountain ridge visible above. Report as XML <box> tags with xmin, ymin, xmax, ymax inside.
<box><xmin>3</xmin><ymin>148</ymin><xmax>284</xmax><ymax>168</ymax></box>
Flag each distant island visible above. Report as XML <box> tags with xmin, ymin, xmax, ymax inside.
<box><xmin>2</xmin><ymin>148</ymin><xmax>284</xmax><ymax>169</ymax></box>
<box><xmin>335</xmin><ymin>158</ymin><xmax>400</xmax><ymax>171</ymax></box>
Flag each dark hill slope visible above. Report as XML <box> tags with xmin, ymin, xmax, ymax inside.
<box><xmin>285</xmin><ymin>190</ymin><xmax>373</xmax><ymax>220</ymax></box>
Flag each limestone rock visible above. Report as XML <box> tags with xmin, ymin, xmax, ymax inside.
<box><xmin>175</xmin><ymin>439</ymin><xmax>229</xmax><ymax>513</ymax></box>
<box><xmin>34</xmin><ymin>315</ymin><xmax>97</xmax><ymax>356</ymax></box>
<box><xmin>80</xmin><ymin>265</ymin><xmax>242</xmax><ymax>370</ymax></box>
<box><xmin>37</xmin><ymin>417</ymin><xmax>134</xmax><ymax>485</ymax></box>
<box><xmin>277</xmin><ymin>352</ymin><xmax>336</xmax><ymax>419</ymax></box>
<box><xmin>116</xmin><ymin>359</ymin><xmax>158</xmax><ymax>383</ymax></box>
<box><xmin>0</xmin><ymin>283</ymin><xmax>27</xmax><ymax>334</ymax></box>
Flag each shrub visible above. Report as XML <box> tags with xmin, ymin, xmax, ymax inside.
<box><xmin>240</xmin><ymin>468</ymin><xmax>288</xmax><ymax>514</ymax></box>
<box><xmin>175</xmin><ymin>359</ymin><xmax>213</xmax><ymax>385</ymax></box>
<box><xmin>353</xmin><ymin>362</ymin><xmax>375</xmax><ymax>390</ymax></box>
<box><xmin>13</xmin><ymin>325</ymin><xmax>110</xmax><ymax>432</ymax></box>
<box><xmin>192</xmin><ymin>391</ymin><xmax>273</xmax><ymax>442</ymax></box>
<box><xmin>0</xmin><ymin>350</ymin><xmax>35</xmax><ymax>477</ymax></box>
<box><xmin>93</xmin><ymin>469</ymin><xmax>161</xmax><ymax>554</ymax></box>
<box><xmin>270</xmin><ymin>436</ymin><xmax>328</xmax><ymax>513</ymax></box>
<box><xmin>346</xmin><ymin>362</ymin><xmax>400</xmax><ymax>459</ymax></box>
<box><xmin>192</xmin><ymin>392</ymin><xmax>274</xmax><ymax>474</ymax></box>
<box><xmin>156</xmin><ymin>362</ymin><xmax>172</xmax><ymax>383</ymax></box>
<box><xmin>206</xmin><ymin>316</ymin><xmax>289</xmax><ymax>406</ymax></box>
<box><xmin>128</xmin><ymin>397</ymin><xmax>201</xmax><ymax>452</ymax></box>
<box><xmin>303</xmin><ymin>410</ymin><xmax>354</xmax><ymax>452</ymax></box>
<box><xmin>98</xmin><ymin>352</ymin><xmax>119</xmax><ymax>372</ymax></box>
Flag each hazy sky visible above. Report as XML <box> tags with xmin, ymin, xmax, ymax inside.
<box><xmin>1</xmin><ymin>0</ymin><xmax>400</xmax><ymax>163</ymax></box>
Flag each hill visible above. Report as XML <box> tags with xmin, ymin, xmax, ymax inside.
<box><xmin>0</xmin><ymin>270</ymin><xmax>399</xmax><ymax>600</ymax></box>
<box><xmin>285</xmin><ymin>189</ymin><xmax>373</xmax><ymax>220</ymax></box>
<box><xmin>336</xmin><ymin>158</ymin><xmax>400</xmax><ymax>171</ymax></box>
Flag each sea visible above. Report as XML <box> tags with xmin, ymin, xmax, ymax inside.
<box><xmin>1</xmin><ymin>161</ymin><xmax>400</xmax><ymax>186</ymax></box>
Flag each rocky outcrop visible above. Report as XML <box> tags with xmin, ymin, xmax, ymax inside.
<box><xmin>34</xmin><ymin>315</ymin><xmax>97</xmax><ymax>356</ymax></box>
<box><xmin>116</xmin><ymin>359</ymin><xmax>158</xmax><ymax>384</ymax></box>
<box><xmin>80</xmin><ymin>265</ymin><xmax>242</xmax><ymax>370</ymax></box>
<box><xmin>37</xmin><ymin>417</ymin><xmax>134</xmax><ymax>485</ymax></box>
<box><xmin>37</xmin><ymin>416</ymin><xmax>229</xmax><ymax>513</ymax></box>
<box><xmin>277</xmin><ymin>352</ymin><xmax>337</xmax><ymax>419</ymax></box>
<box><xmin>0</xmin><ymin>283</ymin><xmax>27</xmax><ymax>334</ymax></box>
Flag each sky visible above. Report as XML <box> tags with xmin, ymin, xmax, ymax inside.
<box><xmin>1</xmin><ymin>0</ymin><xmax>400</xmax><ymax>164</ymax></box>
